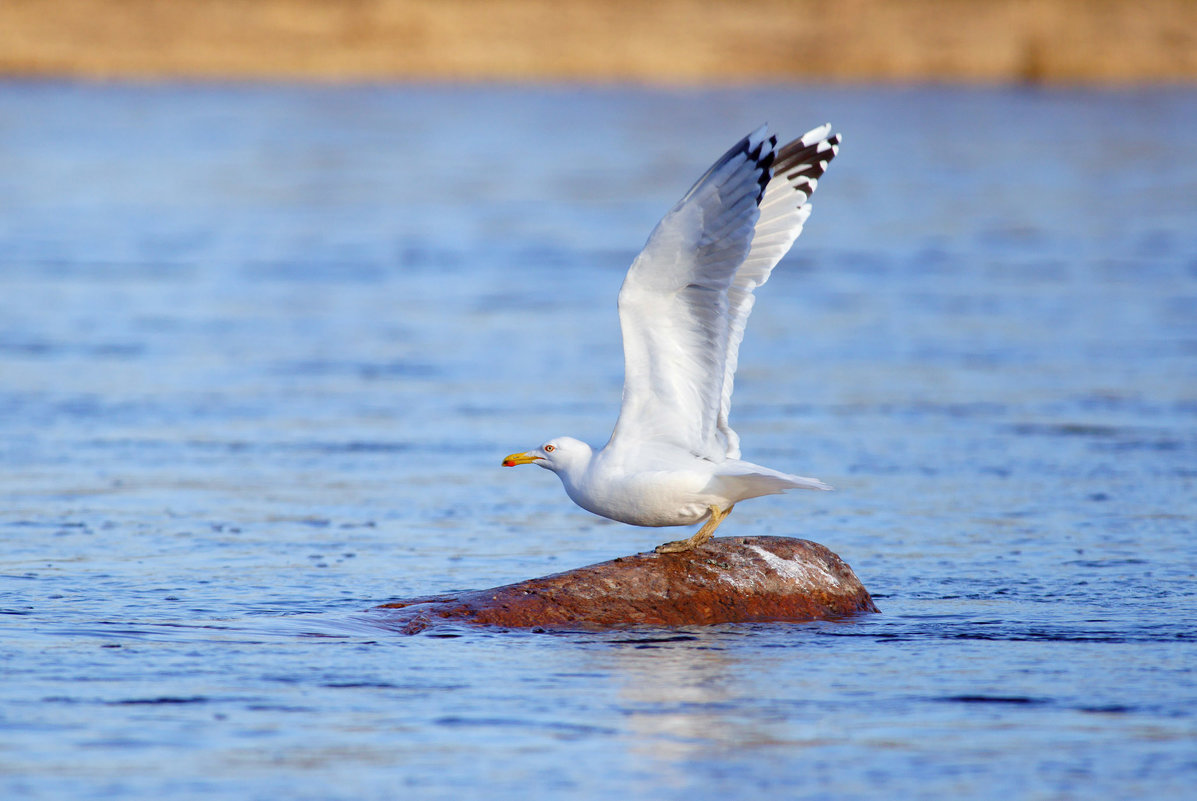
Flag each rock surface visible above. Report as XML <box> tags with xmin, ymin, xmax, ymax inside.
<box><xmin>372</xmin><ymin>536</ymin><xmax>877</xmax><ymax>634</ymax></box>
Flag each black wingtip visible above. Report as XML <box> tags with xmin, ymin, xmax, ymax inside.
<box><xmin>772</xmin><ymin>129</ymin><xmax>841</xmax><ymax>197</ymax></box>
<box><xmin>751</xmin><ymin>134</ymin><xmax>779</xmax><ymax>205</ymax></box>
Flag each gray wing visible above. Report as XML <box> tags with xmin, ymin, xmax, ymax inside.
<box><xmin>609</xmin><ymin>126</ymin><xmax>778</xmax><ymax>460</ymax></box>
<box><xmin>717</xmin><ymin>124</ymin><xmax>841</xmax><ymax>458</ymax></box>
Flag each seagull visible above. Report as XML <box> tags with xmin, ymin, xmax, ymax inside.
<box><xmin>503</xmin><ymin>124</ymin><xmax>840</xmax><ymax>553</ymax></box>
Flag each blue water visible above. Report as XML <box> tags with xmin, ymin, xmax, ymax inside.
<box><xmin>1</xmin><ymin>83</ymin><xmax>1194</xmax><ymax>799</ymax></box>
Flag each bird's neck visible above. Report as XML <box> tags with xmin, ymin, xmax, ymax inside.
<box><xmin>553</xmin><ymin>445</ymin><xmax>595</xmax><ymax>494</ymax></box>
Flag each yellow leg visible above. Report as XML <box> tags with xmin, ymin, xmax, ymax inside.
<box><xmin>654</xmin><ymin>504</ymin><xmax>735</xmax><ymax>554</ymax></box>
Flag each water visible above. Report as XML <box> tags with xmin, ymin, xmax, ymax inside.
<box><xmin>1</xmin><ymin>83</ymin><xmax>1194</xmax><ymax>799</ymax></box>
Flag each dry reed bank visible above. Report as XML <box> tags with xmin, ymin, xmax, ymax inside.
<box><xmin>1</xmin><ymin>0</ymin><xmax>1195</xmax><ymax>83</ymax></box>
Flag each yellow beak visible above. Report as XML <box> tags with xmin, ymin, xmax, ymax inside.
<box><xmin>502</xmin><ymin>451</ymin><xmax>541</xmax><ymax>467</ymax></box>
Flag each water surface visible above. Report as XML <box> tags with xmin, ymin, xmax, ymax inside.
<box><xmin>1</xmin><ymin>83</ymin><xmax>1194</xmax><ymax>799</ymax></box>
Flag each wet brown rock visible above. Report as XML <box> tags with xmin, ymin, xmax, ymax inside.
<box><xmin>372</xmin><ymin>536</ymin><xmax>877</xmax><ymax>633</ymax></box>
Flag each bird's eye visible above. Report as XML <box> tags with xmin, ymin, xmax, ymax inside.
<box><xmin>544</xmin><ymin>444</ymin><xmax>556</xmax><ymax>453</ymax></box>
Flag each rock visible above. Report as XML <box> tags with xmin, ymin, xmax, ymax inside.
<box><xmin>371</xmin><ymin>536</ymin><xmax>876</xmax><ymax>633</ymax></box>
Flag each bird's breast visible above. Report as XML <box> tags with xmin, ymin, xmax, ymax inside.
<box><xmin>562</xmin><ymin>464</ymin><xmax>715</xmax><ymax>527</ymax></box>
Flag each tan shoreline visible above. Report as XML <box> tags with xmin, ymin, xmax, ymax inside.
<box><xmin>2</xmin><ymin>0</ymin><xmax>1195</xmax><ymax>84</ymax></box>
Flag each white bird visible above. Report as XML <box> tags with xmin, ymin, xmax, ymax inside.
<box><xmin>504</xmin><ymin>124</ymin><xmax>840</xmax><ymax>553</ymax></box>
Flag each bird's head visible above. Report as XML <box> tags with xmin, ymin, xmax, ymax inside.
<box><xmin>502</xmin><ymin>437</ymin><xmax>591</xmax><ymax>474</ymax></box>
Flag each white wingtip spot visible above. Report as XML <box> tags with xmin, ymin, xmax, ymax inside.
<box><xmin>800</xmin><ymin>123</ymin><xmax>833</xmax><ymax>147</ymax></box>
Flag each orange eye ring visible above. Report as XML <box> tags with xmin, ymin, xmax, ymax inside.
<box><xmin>544</xmin><ymin>444</ymin><xmax>556</xmax><ymax>453</ymax></box>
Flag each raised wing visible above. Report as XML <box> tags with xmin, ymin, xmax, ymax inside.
<box><xmin>609</xmin><ymin>126</ymin><xmax>777</xmax><ymax>460</ymax></box>
<box><xmin>717</xmin><ymin>124</ymin><xmax>841</xmax><ymax>458</ymax></box>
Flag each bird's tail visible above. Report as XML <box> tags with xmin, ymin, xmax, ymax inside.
<box><xmin>710</xmin><ymin>460</ymin><xmax>833</xmax><ymax>501</ymax></box>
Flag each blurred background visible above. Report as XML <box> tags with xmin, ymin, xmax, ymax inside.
<box><xmin>2</xmin><ymin>4</ymin><xmax>1195</xmax><ymax>801</ymax></box>
<box><xmin>2</xmin><ymin>0</ymin><xmax>1195</xmax><ymax>84</ymax></box>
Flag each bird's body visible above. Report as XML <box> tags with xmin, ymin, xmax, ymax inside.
<box><xmin>504</xmin><ymin>124</ymin><xmax>841</xmax><ymax>552</ymax></box>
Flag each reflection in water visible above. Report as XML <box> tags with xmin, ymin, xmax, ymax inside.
<box><xmin>593</xmin><ymin>631</ymin><xmax>815</xmax><ymax>777</ymax></box>
<box><xmin>611</xmin><ymin>634</ymin><xmax>742</xmax><ymax>765</ymax></box>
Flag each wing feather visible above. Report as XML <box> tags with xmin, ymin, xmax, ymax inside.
<box><xmin>718</xmin><ymin>124</ymin><xmax>841</xmax><ymax>458</ymax></box>
<box><xmin>608</xmin><ymin>124</ymin><xmax>840</xmax><ymax>463</ymax></box>
<box><xmin>609</xmin><ymin>126</ymin><xmax>775</xmax><ymax>458</ymax></box>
